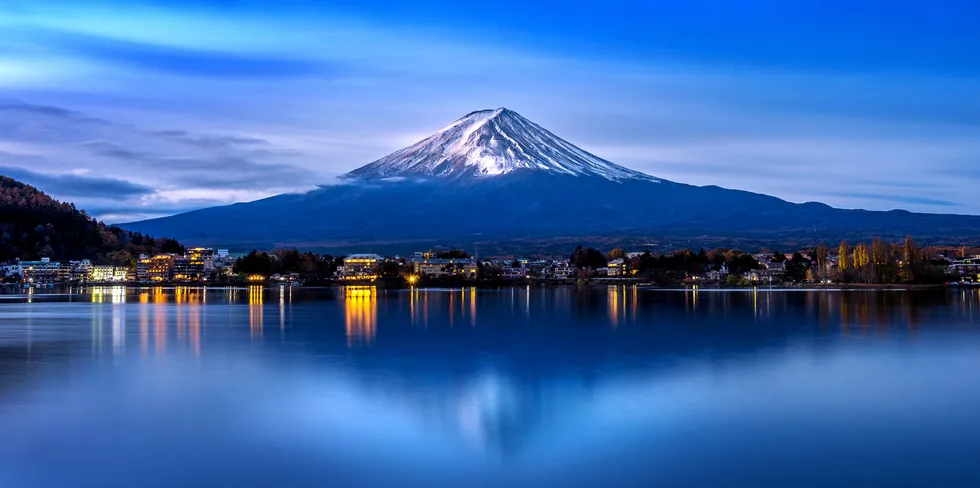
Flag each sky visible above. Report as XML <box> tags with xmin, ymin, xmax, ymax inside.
<box><xmin>1</xmin><ymin>0</ymin><xmax>979</xmax><ymax>222</ymax></box>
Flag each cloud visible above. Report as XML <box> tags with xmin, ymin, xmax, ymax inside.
<box><xmin>0</xmin><ymin>101</ymin><xmax>322</xmax><ymax>222</ymax></box>
<box><xmin>0</xmin><ymin>100</ymin><xmax>108</xmax><ymax>124</ymax></box>
<box><xmin>79</xmin><ymin>139</ymin><xmax>314</xmax><ymax>188</ymax></box>
<box><xmin>0</xmin><ymin>164</ymin><xmax>155</xmax><ymax>198</ymax></box>
<box><xmin>12</xmin><ymin>27</ymin><xmax>329</xmax><ymax>79</ymax></box>
<box><xmin>822</xmin><ymin>192</ymin><xmax>960</xmax><ymax>208</ymax></box>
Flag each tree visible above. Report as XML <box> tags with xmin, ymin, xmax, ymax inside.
<box><xmin>784</xmin><ymin>252</ymin><xmax>811</xmax><ymax>283</ymax></box>
<box><xmin>838</xmin><ymin>241</ymin><xmax>851</xmax><ymax>273</ymax></box>
<box><xmin>853</xmin><ymin>243</ymin><xmax>871</xmax><ymax>283</ymax></box>
<box><xmin>379</xmin><ymin>260</ymin><xmax>401</xmax><ymax>279</ymax></box>
<box><xmin>608</xmin><ymin>248</ymin><xmax>626</xmax><ymax>260</ymax></box>
<box><xmin>570</xmin><ymin>246</ymin><xmax>607</xmax><ymax>269</ymax></box>
<box><xmin>813</xmin><ymin>244</ymin><xmax>829</xmax><ymax>280</ymax></box>
<box><xmin>436</xmin><ymin>249</ymin><xmax>469</xmax><ymax>259</ymax></box>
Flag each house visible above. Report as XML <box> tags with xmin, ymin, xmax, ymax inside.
<box><xmin>607</xmin><ymin>259</ymin><xmax>626</xmax><ymax>277</ymax></box>
<box><xmin>549</xmin><ymin>262</ymin><xmax>577</xmax><ymax>280</ymax></box>
<box><xmin>948</xmin><ymin>256</ymin><xmax>980</xmax><ymax>281</ymax></box>
<box><xmin>501</xmin><ymin>266</ymin><xmax>529</xmax><ymax>279</ymax></box>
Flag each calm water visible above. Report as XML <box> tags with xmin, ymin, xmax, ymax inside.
<box><xmin>2</xmin><ymin>286</ymin><xmax>980</xmax><ymax>487</ymax></box>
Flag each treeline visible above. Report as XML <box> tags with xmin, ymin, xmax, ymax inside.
<box><xmin>0</xmin><ymin>176</ymin><xmax>183</xmax><ymax>263</ymax></box>
<box><xmin>229</xmin><ymin>250</ymin><xmax>345</xmax><ymax>283</ymax></box>
<box><xmin>571</xmin><ymin>246</ymin><xmax>773</xmax><ymax>281</ymax></box>
<box><xmin>833</xmin><ymin>236</ymin><xmax>947</xmax><ymax>284</ymax></box>
<box><xmin>572</xmin><ymin>234</ymin><xmax>953</xmax><ymax>285</ymax></box>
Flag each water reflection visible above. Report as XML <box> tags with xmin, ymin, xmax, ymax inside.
<box><xmin>344</xmin><ymin>286</ymin><xmax>377</xmax><ymax>347</ymax></box>
<box><xmin>4</xmin><ymin>287</ymin><xmax>980</xmax><ymax>487</ymax></box>
<box><xmin>249</xmin><ymin>286</ymin><xmax>264</xmax><ymax>339</ymax></box>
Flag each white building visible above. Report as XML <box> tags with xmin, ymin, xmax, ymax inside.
<box><xmin>91</xmin><ymin>265</ymin><xmax>129</xmax><ymax>283</ymax></box>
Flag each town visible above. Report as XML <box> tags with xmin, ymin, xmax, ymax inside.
<box><xmin>4</xmin><ymin>238</ymin><xmax>980</xmax><ymax>287</ymax></box>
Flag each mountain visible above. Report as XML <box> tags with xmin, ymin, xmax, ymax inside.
<box><xmin>0</xmin><ymin>176</ymin><xmax>184</xmax><ymax>263</ymax></box>
<box><xmin>348</xmin><ymin>108</ymin><xmax>656</xmax><ymax>182</ymax></box>
<box><xmin>124</xmin><ymin>108</ymin><xmax>980</xmax><ymax>253</ymax></box>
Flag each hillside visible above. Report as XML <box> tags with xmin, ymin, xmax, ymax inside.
<box><xmin>0</xmin><ymin>176</ymin><xmax>183</xmax><ymax>264</ymax></box>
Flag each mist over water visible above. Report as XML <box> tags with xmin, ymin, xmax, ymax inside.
<box><xmin>1</xmin><ymin>286</ymin><xmax>980</xmax><ymax>487</ymax></box>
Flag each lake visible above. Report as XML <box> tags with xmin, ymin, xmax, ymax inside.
<box><xmin>1</xmin><ymin>285</ymin><xmax>980</xmax><ymax>487</ymax></box>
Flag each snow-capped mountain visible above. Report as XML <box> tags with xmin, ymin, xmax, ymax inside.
<box><xmin>124</xmin><ymin>108</ymin><xmax>980</xmax><ymax>252</ymax></box>
<box><xmin>347</xmin><ymin>108</ymin><xmax>658</xmax><ymax>182</ymax></box>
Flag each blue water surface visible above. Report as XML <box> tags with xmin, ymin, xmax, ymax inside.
<box><xmin>1</xmin><ymin>286</ymin><xmax>979</xmax><ymax>487</ymax></box>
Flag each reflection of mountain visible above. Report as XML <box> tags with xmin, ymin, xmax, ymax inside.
<box><xmin>280</xmin><ymin>287</ymin><xmax>972</xmax><ymax>455</ymax></box>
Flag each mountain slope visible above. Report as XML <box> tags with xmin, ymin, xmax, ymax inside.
<box><xmin>124</xmin><ymin>109</ymin><xmax>980</xmax><ymax>252</ymax></box>
<box><xmin>0</xmin><ymin>176</ymin><xmax>184</xmax><ymax>262</ymax></box>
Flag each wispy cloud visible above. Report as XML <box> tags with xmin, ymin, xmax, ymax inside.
<box><xmin>822</xmin><ymin>192</ymin><xmax>960</xmax><ymax>208</ymax></box>
<box><xmin>0</xmin><ymin>164</ymin><xmax>154</xmax><ymax>198</ymax></box>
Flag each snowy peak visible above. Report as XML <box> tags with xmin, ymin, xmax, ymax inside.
<box><xmin>346</xmin><ymin>108</ymin><xmax>659</xmax><ymax>182</ymax></box>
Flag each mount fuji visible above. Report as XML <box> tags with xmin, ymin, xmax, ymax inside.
<box><xmin>125</xmin><ymin>108</ymin><xmax>980</xmax><ymax>252</ymax></box>
<box><xmin>348</xmin><ymin>108</ymin><xmax>655</xmax><ymax>182</ymax></box>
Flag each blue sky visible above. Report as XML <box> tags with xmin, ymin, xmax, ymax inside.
<box><xmin>1</xmin><ymin>0</ymin><xmax>978</xmax><ymax>222</ymax></box>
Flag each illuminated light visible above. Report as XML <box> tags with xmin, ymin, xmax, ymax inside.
<box><xmin>407</xmin><ymin>274</ymin><xmax>419</xmax><ymax>286</ymax></box>
<box><xmin>345</xmin><ymin>286</ymin><xmax>377</xmax><ymax>347</ymax></box>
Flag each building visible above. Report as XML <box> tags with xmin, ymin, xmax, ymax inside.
<box><xmin>91</xmin><ymin>265</ymin><xmax>129</xmax><ymax>283</ymax></box>
<box><xmin>948</xmin><ymin>256</ymin><xmax>980</xmax><ymax>281</ymax></box>
<box><xmin>501</xmin><ymin>266</ymin><xmax>528</xmax><ymax>280</ymax></box>
<box><xmin>415</xmin><ymin>257</ymin><xmax>478</xmax><ymax>279</ymax></box>
<box><xmin>67</xmin><ymin>260</ymin><xmax>93</xmax><ymax>282</ymax></box>
<box><xmin>138</xmin><ymin>254</ymin><xmax>177</xmax><ymax>282</ymax></box>
<box><xmin>20</xmin><ymin>258</ymin><xmax>62</xmax><ymax>283</ymax></box>
<box><xmin>607</xmin><ymin>259</ymin><xmax>626</xmax><ymax>277</ymax></box>
<box><xmin>186</xmin><ymin>248</ymin><xmax>216</xmax><ymax>272</ymax></box>
<box><xmin>173</xmin><ymin>258</ymin><xmax>206</xmax><ymax>282</ymax></box>
<box><xmin>341</xmin><ymin>254</ymin><xmax>383</xmax><ymax>281</ymax></box>
<box><xmin>549</xmin><ymin>262</ymin><xmax>577</xmax><ymax>280</ymax></box>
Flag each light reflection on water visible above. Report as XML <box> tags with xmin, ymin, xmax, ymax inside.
<box><xmin>0</xmin><ymin>286</ymin><xmax>979</xmax><ymax>487</ymax></box>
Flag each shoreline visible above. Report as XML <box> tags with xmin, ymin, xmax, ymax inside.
<box><xmin>2</xmin><ymin>281</ymin><xmax>970</xmax><ymax>292</ymax></box>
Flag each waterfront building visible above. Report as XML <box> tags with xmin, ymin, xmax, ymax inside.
<box><xmin>414</xmin><ymin>257</ymin><xmax>478</xmax><ymax>279</ymax></box>
<box><xmin>549</xmin><ymin>262</ymin><xmax>577</xmax><ymax>280</ymax></box>
<box><xmin>341</xmin><ymin>254</ymin><xmax>383</xmax><ymax>281</ymax></box>
<box><xmin>137</xmin><ymin>254</ymin><xmax>177</xmax><ymax>282</ymax></box>
<box><xmin>174</xmin><ymin>258</ymin><xmax>206</xmax><ymax>282</ymax></box>
<box><xmin>501</xmin><ymin>266</ymin><xmax>529</xmax><ymax>280</ymax></box>
<box><xmin>67</xmin><ymin>260</ymin><xmax>93</xmax><ymax>282</ymax></box>
<box><xmin>948</xmin><ymin>256</ymin><xmax>980</xmax><ymax>281</ymax></box>
<box><xmin>186</xmin><ymin>248</ymin><xmax>216</xmax><ymax>272</ymax></box>
<box><xmin>91</xmin><ymin>265</ymin><xmax>129</xmax><ymax>283</ymax></box>
<box><xmin>20</xmin><ymin>257</ymin><xmax>62</xmax><ymax>283</ymax></box>
<box><xmin>607</xmin><ymin>259</ymin><xmax>626</xmax><ymax>277</ymax></box>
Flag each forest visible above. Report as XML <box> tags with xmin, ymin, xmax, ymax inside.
<box><xmin>0</xmin><ymin>176</ymin><xmax>183</xmax><ymax>264</ymax></box>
